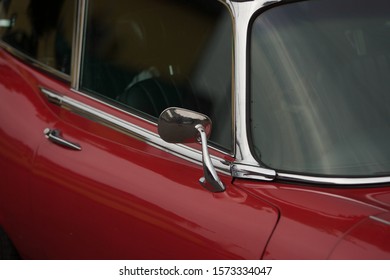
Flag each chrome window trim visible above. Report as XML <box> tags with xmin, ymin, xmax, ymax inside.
<box><xmin>226</xmin><ymin>0</ymin><xmax>277</xmax><ymax>166</ymax></box>
<box><xmin>70</xmin><ymin>87</ymin><xmax>158</xmax><ymax>125</ymax></box>
<box><xmin>277</xmin><ymin>173</ymin><xmax>390</xmax><ymax>186</ymax></box>
<box><xmin>231</xmin><ymin>164</ymin><xmax>390</xmax><ymax>186</ymax></box>
<box><xmin>41</xmin><ymin>88</ymin><xmax>232</xmax><ymax>175</ymax></box>
<box><xmin>231</xmin><ymin>163</ymin><xmax>276</xmax><ymax>181</ymax></box>
<box><xmin>68</xmin><ymin>84</ymin><xmax>234</xmax><ymax>157</ymax></box>
<box><xmin>224</xmin><ymin>0</ymin><xmax>279</xmax><ymax>180</ymax></box>
<box><xmin>369</xmin><ymin>215</ymin><xmax>390</xmax><ymax>226</ymax></box>
<box><xmin>71</xmin><ymin>0</ymin><xmax>87</xmax><ymax>90</ymax></box>
<box><xmin>224</xmin><ymin>0</ymin><xmax>390</xmax><ymax>186</ymax></box>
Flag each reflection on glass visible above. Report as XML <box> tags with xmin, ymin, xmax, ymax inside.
<box><xmin>158</xmin><ymin>107</ymin><xmax>211</xmax><ymax>144</ymax></box>
<box><xmin>250</xmin><ymin>0</ymin><xmax>390</xmax><ymax>177</ymax></box>
<box><xmin>0</xmin><ymin>0</ymin><xmax>74</xmax><ymax>74</ymax></box>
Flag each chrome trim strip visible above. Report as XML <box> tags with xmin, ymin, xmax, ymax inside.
<box><xmin>70</xmin><ymin>88</ymin><xmax>157</xmax><ymax>125</ymax></box>
<box><xmin>226</xmin><ymin>0</ymin><xmax>277</xmax><ymax>166</ymax></box>
<box><xmin>69</xmin><ymin>87</ymin><xmax>233</xmax><ymax>156</ymax></box>
<box><xmin>230</xmin><ymin>163</ymin><xmax>390</xmax><ymax>185</ymax></box>
<box><xmin>41</xmin><ymin>88</ymin><xmax>231</xmax><ymax>175</ymax></box>
<box><xmin>277</xmin><ymin>172</ymin><xmax>390</xmax><ymax>186</ymax></box>
<box><xmin>71</xmin><ymin>0</ymin><xmax>88</xmax><ymax>90</ymax></box>
<box><xmin>231</xmin><ymin>163</ymin><xmax>276</xmax><ymax>181</ymax></box>
<box><xmin>369</xmin><ymin>215</ymin><xmax>390</xmax><ymax>226</ymax></box>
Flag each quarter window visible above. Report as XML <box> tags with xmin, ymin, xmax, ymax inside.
<box><xmin>80</xmin><ymin>0</ymin><xmax>233</xmax><ymax>150</ymax></box>
<box><xmin>0</xmin><ymin>0</ymin><xmax>75</xmax><ymax>75</ymax></box>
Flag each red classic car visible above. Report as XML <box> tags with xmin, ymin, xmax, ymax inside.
<box><xmin>0</xmin><ymin>0</ymin><xmax>389</xmax><ymax>259</ymax></box>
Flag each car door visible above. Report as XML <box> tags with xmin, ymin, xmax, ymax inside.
<box><xmin>30</xmin><ymin>102</ymin><xmax>279</xmax><ymax>259</ymax></box>
<box><xmin>0</xmin><ymin>0</ymin><xmax>76</xmax><ymax>258</ymax></box>
<box><xmin>25</xmin><ymin>0</ymin><xmax>280</xmax><ymax>259</ymax></box>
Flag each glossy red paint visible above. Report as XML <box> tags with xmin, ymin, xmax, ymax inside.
<box><xmin>328</xmin><ymin>212</ymin><xmax>390</xmax><ymax>259</ymax></box>
<box><xmin>30</xmin><ymin>127</ymin><xmax>278</xmax><ymax>259</ymax></box>
<box><xmin>233</xmin><ymin>180</ymin><xmax>390</xmax><ymax>259</ymax></box>
<box><xmin>0</xmin><ymin>51</ymin><xmax>46</xmax><ymax>257</ymax></box>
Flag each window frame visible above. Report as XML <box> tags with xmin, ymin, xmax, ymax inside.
<box><xmin>71</xmin><ymin>0</ymin><xmax>235</xmax><ymax>155</ymax></box>
<box><xmin>241</xmin><ymin>0</ymin><xmax>390</xmax><ymax>186</ymax></box>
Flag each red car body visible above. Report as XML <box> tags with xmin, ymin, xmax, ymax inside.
<box><xmin>0</xmin><ymin>0</ymin><xmax>389</xmax><ymax>259</ymax></box>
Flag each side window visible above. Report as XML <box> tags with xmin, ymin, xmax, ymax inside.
<box><xmin>80</xmin><ymin>0</ymin><xmax>233</xmax><ymax>150</ymax></box>
<box><xmin>0</xmin><ymin>0</ymin><xmax>75</xmax><ymax>75</ymax></box>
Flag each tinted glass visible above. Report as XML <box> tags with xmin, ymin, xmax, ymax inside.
<box><xmin>80</xmin><ymin>0</ymin><xmax>233</xmax><ymax>150</ymax></box>
<box><xmin>0</xmin><ymin>0</ymin><xmax>75</xmax><ymax>74</ymax></box>
<box><xmin>250</xmin><ymin>0</ymin><xmax>390</xmax><ymax>176</ymax></box>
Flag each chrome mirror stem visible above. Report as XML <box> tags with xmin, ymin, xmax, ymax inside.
<box><xmin>158</xmin><ymin>107</ymin><xmax>225</xmax><ymax>193</ymax></box>
<box><xmin>196</xmin><ymin>124</ymin><xmax>225</xmax><ymax>193</ymax></box>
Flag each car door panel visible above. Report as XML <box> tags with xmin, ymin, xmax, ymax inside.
<box><xmin>20</xmin><ymin>74</ymin><xmax>279</xmax><ymax>259</ymax></box>
<box><xmin>32</xmin><ymin>121</ymin><xmax>279</xmax><ymax>259</ymax></box>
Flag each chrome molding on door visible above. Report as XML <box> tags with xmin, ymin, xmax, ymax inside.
<box><xmin>41</xmin><ymin>88</ymin><xmax>232</xmax><ymax>175</ymax></box>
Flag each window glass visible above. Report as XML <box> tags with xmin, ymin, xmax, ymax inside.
<box><xmin>80</xmin><ymin>0</ymin><xmax>233</xmax><ymax>150</ymax></box>
<box><xmin>250</xmin><ymin>0</ymin><xmax>390</xmax><ymax>177</ymax></box>
<box><xmin>0</xmin><ymin>0</ymin><xmax>75</xmax><ymax>74</ymax></box>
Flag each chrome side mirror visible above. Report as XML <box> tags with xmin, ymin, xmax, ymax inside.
<box><xmin>158</xmin><ymin>107</ymin><xmax>225</xmax><ymax>193</ymax></box>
